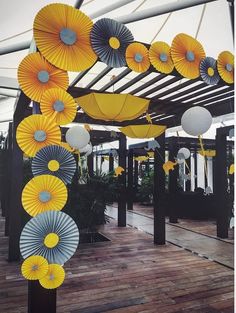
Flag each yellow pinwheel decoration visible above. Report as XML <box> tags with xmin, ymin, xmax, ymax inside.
<box><xmin>163</xmin><ymin>161</ymin><xmax>177</xmax><ymax>175</ymax></box>
<box><xmin>126</xmin><ymin>42</ymin><xmax>150</xmax><ymax>73</ymax></box>
<box><xmin>40</xmin><ymin>88</ymin><xmax>77</xmax><ymax>125</ymax></box>
<box><xmin>114</xmin><ymin>166</ymin><xmax>125</xmax><ymax>177</ymax></box>
<box><xmin>21</xmin><ymin>255</ymin><xmax>49</xmax><ymax>280</ymax></box>
<box><xmin>16</xmin><ymin>115</ymin><xmax>61</xmax><ymax>157</ymax></box>
<box><xmin>149</xmin><ymin>41</ymin><xmax>174</xmax><ymax>74</ymax></box>
<box><xmin>22</xmin><ymin>175</ymin><xmax>68</xmax><ymax>217</ymax></box>
<box><xmin>217</xmin><ymin>51</ymin><xmax>234</xmax><ymax>84</ymax></box>
<box><xmin>39</xmin><ymin>264</ymin><xmax>65</xmax><ymax>289</ymax></box>
<box><xmin>17</xmin><ymin>52</ymin><xmax>69</xmax><ymax>102</ymax></box>
<box><xmin>60</xmin><ymin>141</ymin><xmax>74</xmax><ymax>153</ymax></box>
<box><xmin>33</xmin><ymin>3</ymin><xmax>97</xmax><ymax>71</ymax></box>
<box><xmin>171</xmin><ymin>33</ymin><xmax>206</xmax><ymax>79</ymax></box>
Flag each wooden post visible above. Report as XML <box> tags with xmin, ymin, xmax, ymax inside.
<box><xmin>194</xmin><ymin>149</ymin><xmax>198</xmax><ymax>190</ymax></box>
<box><xmin>87</xmin><ymin>153</ymin><xmax>94</xmax><ymax>177</ymax></box>
<box><xmin>118</xmin><ymin>133</ymin><xmax>127</xmax><ymax>227</ymax></box>
<box><xmin>185</xmin><ymin>146</ymin><xmax>191</xmax><ymax>192</ymax></box>
<box><xmin>127</xmin><ymin>149</ymin><xmax>134</xmax><ymax>211</ymax></box>
<box><xmin>153</xmin><ymin>132</ymin><xmax>166</xmax><ymax>245</ymax></box>
<box><xmin>215</xmin><ymin>126</ymin><xmax>233</xmax><ymax>238</ymax></box>
<box><xmin>134</xmin><ymin>160</ymin><xmax>139</xmax><ymax>187</ymax></box>
<box><xmin>168</xmin><ymin>139</ymin><xmax>178</xmax><ymax>223</ymax></box>
<box><xmin>28</xmin><ymin>281</ymin><xmax>56</xmax><ymax>313</ymax></box>
<box><xmin>109</xmin><ymin>154</ymin><xmax>114</xmax><ymax>172</ymax></box>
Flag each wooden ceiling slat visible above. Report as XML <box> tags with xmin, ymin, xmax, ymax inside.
<box><xmin>192</xmin><ymin>90</ymin><xmax>234</xmax><ymax>106</ymax></box>
<box><xmin>70</xmin><ymin>68</ymin><xmax>91</xmax><ymax>87</ymax></box>
<box><xmin>162</xmin><ymin>82</ymin><xmax>207</xmax><ymax>101</ymax></box>
<box><xmin>85</xmin><ymin>66</ymin><xmax>112</xmax><ymax>89</ymax></box>
<box><xmin>140</xmin><ymin>76</ymin><xmax>181</xmax><ymax>97</ymax></box>
<box><xmin>99</xmin><ymin>68</ymin><xmax>131</xmax><ymax>92</ymax></box>
<box><xmin>114</xmin><ymin>71</ymin><xmax>150</xmax><ymax>93</ymax></box>
<box><xmin>186</xmin><ymin>87</ymin><xmax>234</xmax><ymax>104</ymax></box>
<box><xmin>129</xmin><ymin>74</ymin><xmax>166</xmax><ymax>95</ymax></box>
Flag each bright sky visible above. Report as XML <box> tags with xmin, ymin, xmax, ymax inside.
<box><xmin>0</xmin><ymin>0</ymin><xmax>234</xmax><ymax>138</ymax></box>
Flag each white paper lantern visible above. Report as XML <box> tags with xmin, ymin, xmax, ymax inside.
<box><xmin>65</xmin><ymin>126</ymin><xmax>90</xmax><ymax>150</ymax></box>
<box><xmin>85</xmin><ymin>144</ymin><xmax>93</xmax><ymax>156</ymax></box>
<box><xmin>181</xmin><ymin>106</ymin><xmax>212</xmax><ymax>136</ymax></box>
<box><xmin>79</xmin><ymin>143</ymin><xmax>92</xmax><ymax>154</ymax></box>
<box><xmin>177</xmin><ymin>147</ymin><xmax>190</xmax><ymax>160</ymax></box>
<box><xmin>176</xmin><ymin>157</ymin><xmax>185</xmax><ymax>164</ymax></box>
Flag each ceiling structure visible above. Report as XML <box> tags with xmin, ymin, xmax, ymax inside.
<box><xmin>0</xmin><ymin>0</ymin><xmax>234</xmax><ymax>132</ymax></box>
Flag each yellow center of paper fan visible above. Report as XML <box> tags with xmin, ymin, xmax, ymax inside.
<box><xmin>44</xmin><ymin>233</ymin><xmax>59</xmax><ymax>248</ymax></box>
<box><xmin>48</xmin><ymin>160</ymin><xmax>60</xmax><ymax>172</ymax></box>
<box><xmin>207</xmin><ymin>67</ymin><xmax>214</xmax><ymax>77</ymax></box>
<box><xmin>109</xmin><ymin>37</ymin><xmax>120</xmax><ymax>49</ymax></box>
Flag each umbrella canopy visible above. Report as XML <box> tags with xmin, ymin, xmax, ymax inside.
<box><xmin>120</xmin><ymin>124</ymin><xmax>166</xmax><ymax>138</ymax></box>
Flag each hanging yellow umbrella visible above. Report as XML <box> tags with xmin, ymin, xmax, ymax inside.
<box><xmin>170</xmin><ymin>33</ymin><xmax>206</xmax><ymax>79</ymax></box>
<box><xmin>120</xmin><ymin>124</ymin><xmax>166</xmax><ymax>138</ymax></box>
<box><xmin>39</xmin><ymin>264</ymin><xmax>65</xmax><ymax>289</ymax></box>
<box><xmin>21</xmin><ymin>255</ymin><xmax>49</xmax><ymax>280</ymax></box>
<box><xmin>22</xmin><ymin>174</ymin><xmax>67</xmax><ymax>217</ymax></box>
<box><xmin>33</xmin><ymin>3</ymin><xmax>97</xmax><ymax>71</ymax></box>
<box><xmin>17</xmin><ymin>52</ymin><xmax>69</xmax><ymax>102</ymax></box>
<box><xmin>75</xmin><ymin>93</ymin><xmax>149</xmax><ymax>122</ymax></box>
<box><xmin>40</xmin><ymin>88</ymin><xmax>77</xmax><ymax>125</ymax></box>
<box><xmin>149</xmin><ymin>41</ymin><xmax>174</xmax><ymax>74</ymax></box>
<box><xmin>16</xmin><ymin>115</ymin><xmax>61</xmax><ymax>157</ymax></box>
<box><xmin>217</xmin><ymin>51</ymin><xmax>234</xmax><ymax>84</ymax></box>
<box><xmin>126</xmin><ymin>42</ymin><xmax>150</xmax><ymax>73</ymax></box>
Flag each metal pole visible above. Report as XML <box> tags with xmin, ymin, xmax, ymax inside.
<box><xmin>90</xmin><ymin>0</ymin><xmax>137</xmax><ymax>19</ymax></box>
<box><xmin>116</xmin><ymin>0</ymin><xmax>218</xmax><ymax>24</ymax></box>
<box><xmin>227</xmin><ymin>0</ymin><xmax>234</xmax><ymax>42</ymax></box>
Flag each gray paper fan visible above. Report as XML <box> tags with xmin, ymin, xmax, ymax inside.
<box><xmin>20</xmin><ymin>211</ymin><xmax>79</xmax><ymax>265</ymax></box>
<box><xmin>32</xmin><ymin>145</ymin><xmax>76</xmax><ymax>184</ymax></box>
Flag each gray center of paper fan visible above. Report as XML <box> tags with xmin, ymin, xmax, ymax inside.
<box><xmin>34</xmin><ymin>130</ymin><xmax>47</xmax><ymax>142</ymax></box>
<box><xmin>159</xmin><ymin>53</ymin><xmax>168</xmax><ymax>62</ymax></box>
<box><xmin>53</xmin><ymin>100</ymin><xmax>65</xmax><ymax>112</ymax></box>
<box><xmin>32</xmin><ymin>265</ymin><xmax>38</xmax><ymax>271</ymax></box>
<box><xmin>134</xmin><ymin>53</ymin><xmax>143</xmax><ymax>63</ymax></box>
<box><xmin>225</xmin><ymin>63</ymin><xmax>233</xmax><ymax>72</ymax></box>
<box><xmin>186</xmin><ymin>51</ymin><xmax>195</xmax><ymax>62</ymax></box>
<box><xmin>49</xmin><ymin>274</ymin><xmax>55</xmax><ymax>281</ymax></box>
<box><xmin>37</xmin><ymin>70</ymin><xmax>50</xmax><ymax>83</ymax></box>
<box><xmin>39</xmin><ymin>191</ymin><xmax>51</xmax><ymax>203</ymax></box>
<box><xmin>60</xmin><ymin>28</ymin><xmax>77</xmax><ymax>45</ymax></box>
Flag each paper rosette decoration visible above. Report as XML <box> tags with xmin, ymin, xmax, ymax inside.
<box><xmin>16</xmin><ymin>115</ymin><xmax>61</xmax><ymax>157</ymax></box>
<box><xmin>76</xmin><ymin>93</ymin><xmax>149</xmax><ymax>121</ymax></box>
<box><xmin>22</xmin><ymin>174</ymin><xmax>68</xmax><ymax>217</ymax></box>
<box><xmin>126</xmin><ymin>42</ymin><xmax>150</xmax><ymax>73</ymax></box>
<box><xmin>200</xmin><ymin>57</ymin><xmax>220</xmax><ymax>85</ymax></box>
<box><xmin>33</xmin><ymin>3</ymin><xmax>97</xmax><ymax>71</ymax></box>
<box><xmin>60</xmin><ymin>141</ymin><xmax>74</xmax><ymax>152</ymax></box>
<box><xmin>149</xmin><ymin>41</ymin><xmax>174</xmax><ymax>74</ymax></box>
<box><xmin>32</xmin><ymin>145</ymin><xmax>76</xmax><ymax>184</ymax></box>
<box><xmin>171</xmin><ymin>33</ymin><xmax>206</xmax><ymax>79</ymax></box>
<box><xmin>91</xmin><ymin>18</ymin><xmax>134</xmax><ymax>68</ymax></box>
<box><xmin>20</xmin><ymin>210</ymin><xmax>79</xmax><ymax>264</ymax></box>
<box><xmin>120</xmin><ymin>124</ymin><xmax>166</xmax><ymax>138</ymax></box>
<box><xmin>39</xmin><ymin>264</ymin><xmax>65</xmax><ymax>289</ymax></box>
<box><xmin>18</xmin><ymin>52</ymin><xmax>69</xmax><ymax>102</ymax></box>
<box><xmin>40</xmin><ymin>88</ymin><xmax>77</xmax><ymax>125</ymax></box>
<box><xmin>217</xmin><ymin>51</ymin><xmax>234</xmax><ymax>84</ymax></box>
<box><xmin>21</xmin><ymin>255</ymin><xmax>49</xmax><ymax>280</ymax></box>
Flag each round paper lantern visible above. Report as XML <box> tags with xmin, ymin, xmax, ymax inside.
<box><xmin>79</xmin><ymin>143</ymin><xmax>92</xmax><ymax>155</ymax></box>
<box><xmin>34</xmin><ymin>3</ymin><xmax>97</xmax><ymax>71</ymax></box>
<box><xmin>181</xmin><ymin>106</ymin><xmax>212</xmax><ymax>136</ymax></box>
<box><xmin>177</xmin><ymin>147</ymin><xmax>190</xmax><ymax>160</ymax></box>
<box><xmin>65</xmin><ymin>126</ymin><xmax>90</xmax><ymax>150</ymax></box>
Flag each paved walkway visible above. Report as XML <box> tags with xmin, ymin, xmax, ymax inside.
<box><xmin>106</xmin><ymin>206</ymin><xmax>234</xmax><ymax>269</ymax></box>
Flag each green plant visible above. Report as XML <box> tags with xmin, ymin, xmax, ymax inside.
<box><xmin>136</xmin><ymin>170</ymin><xmax>154</xmax><ymax>204</ymax></box>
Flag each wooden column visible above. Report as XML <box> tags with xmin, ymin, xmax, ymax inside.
<box><xmin>118</xmin><ymin>133</ymin><xmax>127</xmax><ymax>227</ymax></box>
<box><xmin>215</xmin><ymin>126</ymin><xmax>232</xmax><ymax>238</ymax></box>
<box><xmin>185</xmin><ymin>146</ymin><xmax>191</xmax><ymax>192</ymax></box>
<box><xmin>194</xmin><ymin>149</ymin><xmax>198</xmax><ymax>190</ymax></box>
<box><xmin>153</xmin><ymin>132</ymin><xmax>166</xmax><ymax>245</ymax></box>
<box><xmin>28</xmin><ymin>281</ymin><xmax>56</xmax><ymax>313</ymax></box>
<box><xmin>109</xmin><ymin>154</ymin><xmax>114</xmax><ymax>172</ymax></box>
<box><xmin>127</xmin><ymin>149</ymin><xmax>134</xmax><ymax>211</ymax></box>
<box><xmin>168</xmin><ymin>139</ymin><xmax>178</xmax><ymax>223</ymax></box>
<box><xmin>87</xmin><ymin>153</ymin><xmax>94</xmax><ymax>177</ymax></box>
<box><xmin>134</xmin><ymin>160</ymin><xmax>139</xmax><ymax>187</ymax></box>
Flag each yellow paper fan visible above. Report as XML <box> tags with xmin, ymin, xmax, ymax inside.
<box><xmin>33</xmin><ymin>3</ymin><xmax>97</xmax><ymax>72</ymax></box>
<box><xmin>40</xmin><ymin>88</ymin><xmax>77</xmax><ymax>125</ymax></box>
<box><xmin>39</xmin><ymin>264</ymin><xmax>65</xmax><ymax>289</ymax></box>
<box><xmin>22</xmin><ymin>174</ymin><xmax>68</xmax><ymax>217</ymax></box>
<box><xmin>18</xmin><ymin>52</ymin><xmax>69</xmax><ymax>102</ymax></box>
<box><xmin>60</xmin><ymin>141</ymin><xmax>74</xmax><ymax>153</ymax></box>
<box><xmin>21</xmin><ymin>255</ymin><xmax>49</xmax><ymax>280</ymax></box>
<box><xmin>16</xmin><ymin>115</ymin><xmax>61</xmax><ymax>157</ymax></box>
<box><xmin>149</xmin><ymin>41</ymin><xmax>174</xmax><ymax>74</ymax></box>
<box><xmin>171</xmin><ymin>33</ymin><xmax>206</xmax><ymax>79</ymax></box>
<box><xmin>217</xmin><ymin>51</ymin><xmax>234</xmax><ymax>84</ymax></box>
<box><xmin>126</xmin><ymin>43</ymin><xmax>150</xmax><ymax>73</ymax></box>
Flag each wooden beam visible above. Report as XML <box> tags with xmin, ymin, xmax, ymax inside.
<box><xmin>115</xmin><ymin>71</ymin><xmax>150</xmax><ymax>93</ymax></box>
<box><xmin>140</xmin><ymin>76</ymin><xmax>181</xmax><ymax>97</ymax></box>
<box><xmin>100</xmin><ymin>68</ymin><xmax>131</xmax><ymax>92</ymax></box>
<box><xmin>86</xmin><ymin>66</ymin><xmax>112</xmax><ymax>89</ymax></box>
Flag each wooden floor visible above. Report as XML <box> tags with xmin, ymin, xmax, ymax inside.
<box><xmin>0</xmin><ymin>214</ymin><xmax>234</xmax><ymax>313</ymax></box>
